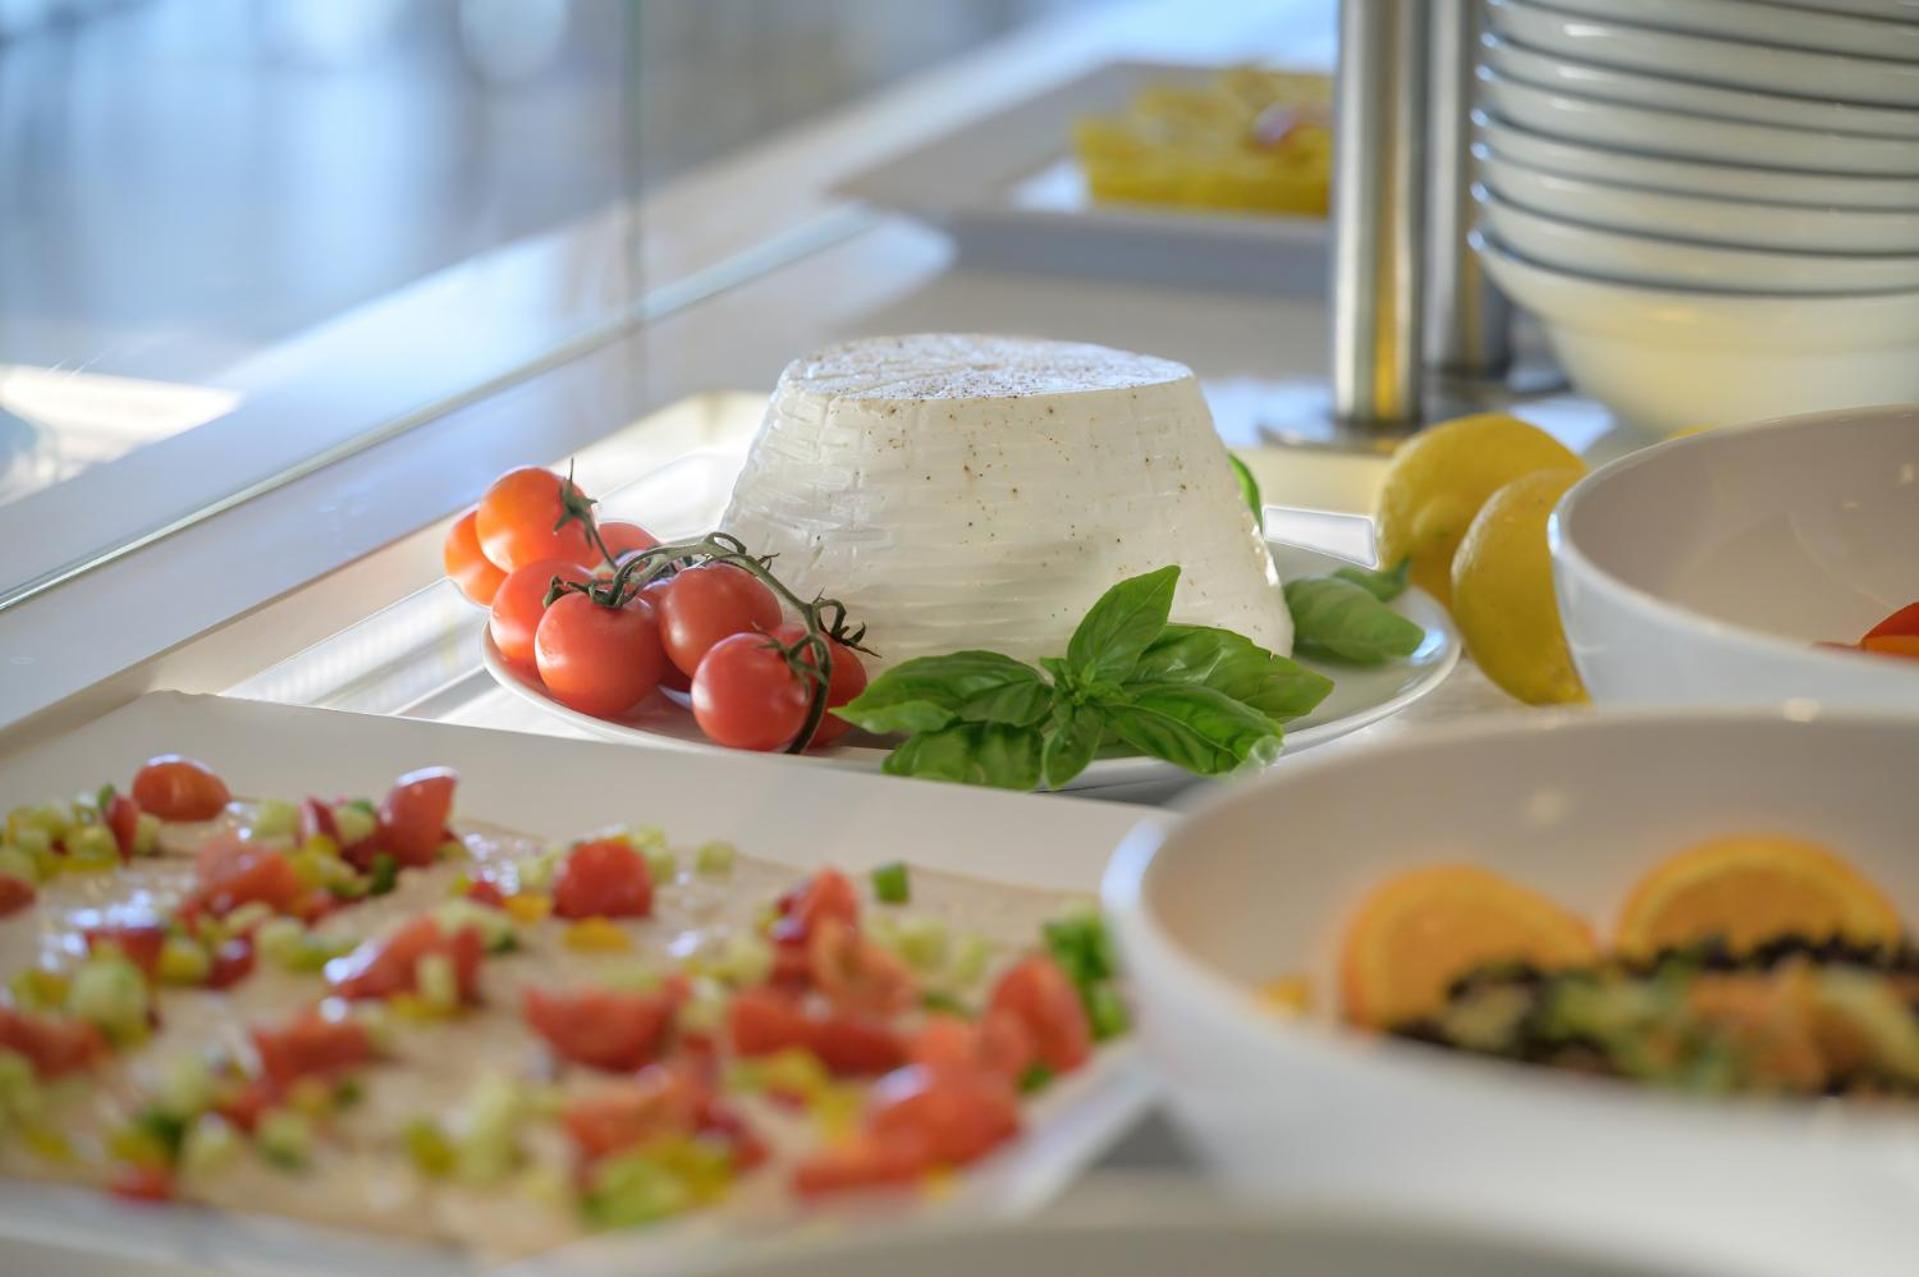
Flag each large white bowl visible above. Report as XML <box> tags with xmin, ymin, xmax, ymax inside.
<box><xmin>1482</xmin><ymin>32</ymin><xmax>1919</xmax><ymax>138</ymax></box>
<box><xmin>1553</xmin><ymin>406</ymin><xmax>1919</xmax><ymax>711</ymax></box>
<box><xmin>1478</xmin><ymin>149</ymin><xmax>1919</xmax><ymax>253</ymax></box>
<box><xmin>1487</xmin><ymin>0</ymin><xmax>1919</xmax><ymax>107</ymax></box>
<box><xmin>1475</xmin><ymin>236</ymin><xmax>1919</xmax><ymax>431</ymax></box>
<box><xmin>1541</xmin><ymin>0</ymin><xmax>1919</xmax><ymax>62</ymax></box>
<box><xmin>1103</xmin><ymin>710</ymin><xmax>1919</xmax><ymax>1277</ymax></box>
<box><xmin>1476</xmin><ymin>67</ymin><xmax>1919</xmax><ymax>175</ymax></box>
<box><xmin>1477</xmin><ymin>190</ymin><xmax>1919</xmax><ymax>293</ymax></box>
<box><xmin>1476</xmin><ymin>112</ymin><xmax>1919</xmax><ymax>209</ymax></box>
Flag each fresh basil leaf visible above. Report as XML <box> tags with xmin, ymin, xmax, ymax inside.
<box><xmin>881</xmin><ymin>723</ymin><xmax>1043</xmax><ymax>790</ymax></box>
<box><xmin>1105</xmin><ymin>683</ymin><xmax>1285</xmax><ymax>776</ymax></box>
<box><xmin>836</xmin><ymin>652</ymin><xmax>1052</xmax><ymax>735</ymax></box>
<box><xmin>1041</xmin><ymin>702</ymin><xmax>1105</xmax><ymax>790</ymax></box>
<box><xmin>1065</xmin><ymin>565</ymin><xmax>1180</xmax><ymax>686</ymax></box>
<box><xmin>1284</xmin><ymin>577</ymin><xmax>1425</xmax><ymax>665</ymax></box>
<box><xmin>1130</xmin><ymin>624</ymin><xmax>1333</xmax><ymax>724</ymax></box>
<box><xmin>1228</xmin><ymin>454</ymin><xmax>1263</xmax><ymax>525</ymax></box>
<box><xmin>1331</xmin><ymin>557</ymin><xmax>1411</xmax><ymax>603</ymax></box>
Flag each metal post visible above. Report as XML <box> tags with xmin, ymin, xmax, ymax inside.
<box><xmin>1330</xmin><ymin>0</ymin><xmax>1429</xmax><ymax>429</ymax></box>
<box><xmin>1426</xmin><ymin>0</ymin><xmax>1511</xmax><ymax>377</ymax></box>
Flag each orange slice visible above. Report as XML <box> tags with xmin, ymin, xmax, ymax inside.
<box><xmin>1614</xmin><ymin>835</ymin><xmax>1902</xmax><ymax>961</ymax></box>
<box><xmin>1339</xmin><ymin>864</ymin><xmax>1597</xmax><ymax>1029</ymax></box>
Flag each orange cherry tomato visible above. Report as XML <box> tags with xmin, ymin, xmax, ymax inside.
<box><xmin>489</xmin><ymin>557</ymin><xmax>593</xmax><ymax>670</ymax></box>
<box><xmin>131</xmin><ymin>755</ymin><xmax>230</xmax><ymax>822</ymax></box>
<box><xmin>534</xmin><ymin>593</ymin><xmax>666</xmax><ymax>719</ymax></box>
<box><xmin>443</xmin><ymin>508</ymin><xmax>508</xmax><ymax>606</ymax></box>
<box><xmin>1863</xmin><ymin>601</ymin><xmax>1919</xmax><ymax>641</ymax></box>
<box><xmin>475</xmin><ymin>466</ymin><xmax>599</xmax><ymax>573</ymax></box>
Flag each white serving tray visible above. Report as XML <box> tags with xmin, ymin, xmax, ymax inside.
<box><xmin>834</xmin><ymin>61</ymin><xmax>1327</xmax><ymax>293</ymax></box>
<box><xmin>0</xmin><ymin>692</ymin><xmax>1165</xmax><ymax>1276</ymax></box>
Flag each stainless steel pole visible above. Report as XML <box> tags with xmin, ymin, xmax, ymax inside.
<box><xmin>1330</xmin><ymin>0</ymin><xmax>1429</xmax><ymax>429</ymax></box>
<box><xmin>1426</xmin><ymin>0</ymin><xmax>1511</xmax><ymax>377</ymax></box>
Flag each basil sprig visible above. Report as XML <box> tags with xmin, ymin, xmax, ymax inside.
<box><xmin>837</xmin><ymin>566</ymin><xmax>1332</xmax><ymax>791</ymax></box>
<box><xmin>1284</xmin><ymin>557</ymin><xmax>1424</xmax><ymax>665</ymax></box>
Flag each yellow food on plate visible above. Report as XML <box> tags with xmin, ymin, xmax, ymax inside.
<box><xmin>1450</xmin><ymin>468</ymin><xmax>1589</xmax><ymax>707</ymax></box>
<box><xmin>1373</xmin><ymin>412</ymin><xmax>1584</xmax><ymax>610</ymax></box>
<box><xmin>1338</xmin><ymin>863</ymin><xmax>1597</xmax><ymax>1030</ymax></box>
<box><xmin>1072</xmin><ymin>67</ymin><xmax>1331</xmax><ymax>217</ymax></box>
<box><xmin>1615</xmin><ymin>834</ymin><xmax>1903</xmax><ymax>962</ymax></box>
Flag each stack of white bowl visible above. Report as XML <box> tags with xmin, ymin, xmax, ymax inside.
<box><xmin>1470</xmin><ymin>0</ymin><xmax>1919</xmax><ymax>433</ymax></box>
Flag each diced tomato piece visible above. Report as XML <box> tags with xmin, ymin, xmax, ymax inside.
<box><xmin>869</xmin><ymin>1064</ymin><xmax>1021</xmax><ymax>1166</ymax></box>
<box><xmin>108</xmin><ymin>1163</ymin><xmax>174</xmax><ymax>1202</ymax></box>
<box><xmin>792</xmin><ymin>1133</ymin><xmax>931</xmax><ymax>1197</ymax></box>
<box><xmin>561</xmin><ymin>1065</ymin><xmax>706</xmax><ymax>1162</ymax></box>
<box><xmin>252</xmin><ymin>1007</ymin><xmax>374</xmax><ymax>1090</ymax></box>
<box><xmin>988</xmin><ymin>956</ymin><xmax>1092</xmax><ymax>1075</ymax></box>
<box><xmin>182</xmin><ymin>835</ymin><xmax>307</xmax><ymax>920</ymax></box>
<box><xmin>1864</xmin><ymin>602</ymin><xmax>1919</xmax><ymax>641</ymax></box>
<box><xmin>0</xmin><ymin>875</ymin><xmax>34</xmax><ymax>918</ymax></box>
<box><xmin>104</xmin><ymin>793</ymin><xmax>141</xmax><ymax>860</ymax></box>
<box><xmin>907</xmin><ymin>1010</ymin><xmax>1035</xmax><ymax>1083</ymax></box>
<box><xmin>464</xmin><ymin>879</ymin><xmax>508</xmax><ymax>908</ymax></box>
<box><xmin>205</xmin><ymin>936</ymin><xmax>257</xmax><ymax>990</ymax></box>
<box><xmin>300</xmin><ymin>797</ymin><xmax>338</xmax><ymax>844</ymax></box>
<box><xmin>727</xmin><ymin>987</ymin><xmax>904</xmax><ymax>1076</ymax></box>
<box><xmin>551</xmin><ymin>839</ymin><xmax>653</xmax><ymax>921</ymax></box>
<box><xmin>130</xmin><ymin>756</ymin><xmax>230</xmax><ymax>823</ymax></box>
<box><xmin>806</xmin><ymin>916</ymin><xmax>917</xmax><ymax>1016</ymax></box>
<box><xmin>523</xmin><ymin>979</ymin><xmax>687</xmax><ymax>1072</ymax></box>
<box><xmin>770</xmin><ymin>868</ymin><xmax>859</xmax><ymax>945</ymax></box>
<box><xmin>84</xmin><ymin>923</ymin><xmax>167</xmax><ymax>978</ymax></box>
<box><xmin>0</xmin><ymin>1006</ymin><xmax>106</xmax><ymax>1079</ymax></box>
<box><xmin>700</xmin><ymin>1098</ymin><xmax>769</xmax><ymax>1172</ymax></box>
<box><xmin>215</xmin><ymin>1078</ymin><xmax>273</xmax><ymax>1133</ymax></box>
<box><xmin>376</xmin><ymin>767</ymin><xmax>458</xmax><ymax>869</ymax></box>
<box><xmin>327</xmin><ymin>917</ymin><xmax>485</xmax><ymax>1003</ymax></box>
<box><xmin>977</xmin><ymin>1008</ymin><xmax>1039</xmax><ymax>1081</ymax></box>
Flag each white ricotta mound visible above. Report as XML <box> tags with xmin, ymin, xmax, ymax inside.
<box><xmin>719</xmin><ymin>334</ymin><xmax>1291</xmax><ymax>672</ymax></box>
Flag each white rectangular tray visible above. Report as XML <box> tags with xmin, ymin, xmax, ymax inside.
<box><xmin>835</xmin><ymin>60</ymin><xmax>1327</xmax><ymax>294</ymax></box>
<box><xmin>0</xmin><ymin>692</ymin><xmax>1166</xmax><ymax>1275</ymax></box>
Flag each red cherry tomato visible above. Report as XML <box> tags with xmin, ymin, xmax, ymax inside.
<box><xmin>598</xmin><ymin>520</ymin><xmax>659</xmax><ymax>567</ymax></box>
<box><xmin>792</xmin><ymin>1132</ymin><xmax>929</xmax><ymax>1197</ymax></box>
<box><xmin>108</xmin><ymin>1164</ymin><xmax>174</xmax><ymax>1202</ymax></box>
<box><xmin>550</xmin><ymin>838</ymin><xmax>654</xmax><ymax>920</ymax></box>
<box><xmin>727</xmin><ymin>987</ymin><xmax>905</xmax><ymax>1076</ymax></box>
<box><xmin>131</xmin><ymin>756</ymin><xmax>230</xmax><ymax>822</ymax></box>
<box><xmin>104</xmin><ymin>792</ymin><xmax>141</xmax><ymax>860</ymax></box>
<box><xmin>641</xmin><ymin>579</ymin><xmax>691</xmax><ymax>693</ymax></box>
<box><xmin>988</xmin><ymin>955</ymin><xmax>1092</xmax><ymax>1075</ymax></box>
<box><xmin>443</xmin><ymin>508</ymin><xmax>508</xmax><ymax>607</ymax></box>
<box><xmin>561</xmin><ymin>1065</ymin><xmax>705</xmax><ymax>1162</ymax></box>
<box><xmin>1864</xmin><ymin>602</ymin><xmax>1919</xmax><ymax>641</ymax></box>
<box><xmin>0</xmin><ymin>875</ymin><xmax>33</xmax><ymax>917</ymax></box>
<box><xmin>84</xmin><ymin>923</ymin><xmax>166</xmax><ymax>978</ymax></box>
<box><xmin>692</xmin><ymin>633</ymin><xmax>810</xmax><ymax>752</ymax></box>
<box><xmin>489</xmin><ymin>557</ymin><xmax>593</xmax><ymax>670</ymax></box>
<box><xmin>0</xmin><ymin>1006</ymin><xmax>106</xmax><ymax>1079</ymax></box>
<box><xmin>535</xmin><ymin>593</ymin><xmax>666</xmax><ymax>719</ymax></box>
<box><xmin>868</xmin><ymin>1064</ymin><xmax>1021</xmax><ymax>1166</ymax></box>
<box><xmin>772</xmin><ymin>624</ymin><xmax>867</xmax><ymax>747</ymax></box>
<box><xmin>658</xmin><ymin>563</ymin><xmax>782</xmax><ymax>678</ymax></box>
<box><xmin>328</xmin><ymin>917</ymin><xmax>484</xmax><ymax>1003</ymax></box>
<box><xmin>807</xmin><ymin>916</ymin><xmax>918</xmax><ymax>1016</ymax></box>
<box><xmin>475</xmin><ymin>466</ymin><xmax>597</xmax><ymax>572</ymax></box>
<box><xmin>252</xmin><ymin>1008</ymin><xmax>374</xmax><ymax>1090</ymax></box>
<box><xmin>523</xmin><ymin>980</ymin><xmax>686</xmax><ymax>1072</ymax></box>
<box><xmin>376</xmin><ymin>767</ymin><xmax>457</xmax><ymax>868</ymax></box>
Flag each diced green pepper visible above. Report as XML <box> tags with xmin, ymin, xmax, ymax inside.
<box><xmin>871</xmin><ymin>861</ymin><xmax>910</xmax><ymax>905</ymax></box>
<box><xmin>1086</xmin><ymin>984</ymin><xmax>1130</xmax><ymax>1041</ymax></box>
<box><xmin>583</xmin><ymin>1151</ymin><xmax>692</xmax><ymax>1229</ymax></box>
<box><xmin>368</xmin><ymin>853</ymin><xmax>400</xmax><ymax>897</ymax></box>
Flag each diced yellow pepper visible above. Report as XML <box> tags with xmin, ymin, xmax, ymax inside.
<box><xmin>1258</xmin><ymin>974</ymin><xmax>1313</xmax><ymax>1014</ymax></box>
<box><xmin>504</xmin><ymin>894</ymin><xmax>551</xmax><ymax>925</ymax></box>
<box><xmin>562</xmin><ymin>918</ymin><xmax>631</xmax><ymax>952</ymax></box>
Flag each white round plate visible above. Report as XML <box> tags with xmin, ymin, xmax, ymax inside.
<box><xmin>479</xmin><ymin>542</ymin><xmax>1460</xmax><ymax>792</ymax></box>
<box><xmin>1537</xmin><ymin>0</ymin><xmax>1919</xmax><ymax>63</ymax></box>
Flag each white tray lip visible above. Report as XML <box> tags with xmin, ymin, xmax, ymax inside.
<box><xmin>0</xmin><ymin>691</ymin><xmax>1165</xmax><ymax>1275</ymax></box>
<box><xmin>830</xmin><ymin>58</ymin><xmax>1328</xmax><ymax>247</ymax></box>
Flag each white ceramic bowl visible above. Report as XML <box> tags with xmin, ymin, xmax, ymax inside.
<box><xmin>1482</xmin><ymin>32</ymin><xmax>1919</xmax><ymax>138</ymax></box>
<box><xmin>1553</xmin><ymin>406</ymin><xmax>1919</xmax><ymax>711</ymax></box>
<box><xmin>1478</xmin><ymin>149</ymin><xmax>1919</xmax><ymax>253</ymax></box>
<box><xmin>1476</xmin><ymin>68</ymin><xmax>1919</xmax><ymax>175</ymax></box>
<box><xmin>1477</xmin><ymin>190</ymin><xmax>1919</xmax><ymax>293</ymax></box>
<box><xmin>1476</xmin><ymin>112</ymin><xmax>1919</xmax><ymax>209</ymax></box>
<box><xmin>1764</xmin><ymin>0</ymin><xmax>1919</xmax><ymax>18</ymax></box>
<box><xmin>1103</xmin><ymin>710</ymin><xmax>1919</xmax><ymax>1277</ymax></box>
<box><xmin>1475</xmin><ymin>236</ymin><xmax>1919</xmax><ymax>431</ymax></box>
<box><xmin>1541</xmin><ymin>0</ymin><xmax>1919</xmax><ymax>62</ymax></box>
<box><xmin>1487</xmin><ymin>0</ymin><xmax>1919</xmax><ymax>106</ymax></box>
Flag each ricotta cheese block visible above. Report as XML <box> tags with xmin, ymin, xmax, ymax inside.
<box><xmin>719</xmin><ymin>334</ymin><xmax>1292</xmax><ymax>671</ymax></box>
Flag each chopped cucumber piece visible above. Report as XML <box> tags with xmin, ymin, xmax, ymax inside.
<box><xmin>249</xmin><ymin>799</ymin><xmax>300</xmax><ymax>841</ymax></box>
<box><xmin>64</xmin><ymin>824</ymin><xmax>119</xmax><ymax>870</ymax></box>
<box><xmin>332</xmin><ymin>803</ymin><xmax>377</xmax><ymax>848</ymax></box>
<box><xmin>871</xmin><ymin>861</ymin><xmax>910</xmax><ymax>905</ymax></box>
<box><xmin>694</xmin><ymin>841</ymin><xmax>736</xmax><ymax>877</ymax></box>
<box><xmin>584</xmin><ymin>1151</ymin><xmax>692</xmax><ymax>1229</ymax></box>
<box><xmin>0</xmin><ymin>845</ymin><xmax>39</xmax><ymax>886</ymax></box>
<box><xmin>416</xmin><ymin>953</ymin><xmax>460</xmax><ymax>1011</ymax></box>
<box><xmin>255</xmin><ymin>1109</ymin><xmax>313</xmax><ymax>1170</ymax></box>
<box><xmin>67</xmin><ymin>954</ymin><xmax>149</xmax><ymax>1044</ymax></box>
<box><xmin>179</xmin><ymin>1114</ymin><xmax>240</xmax><ymax>1180</ymax></box>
